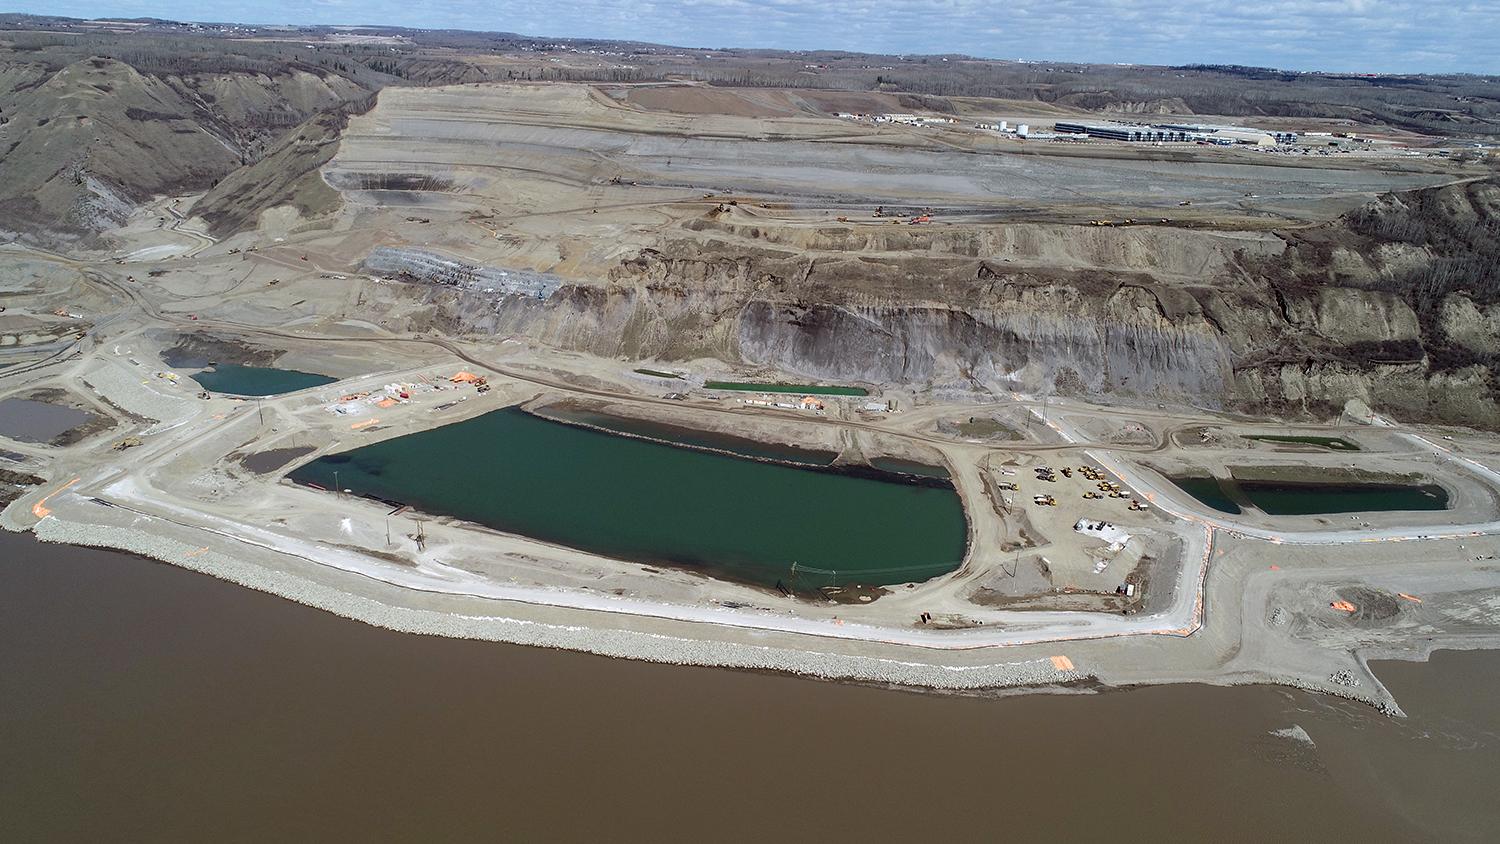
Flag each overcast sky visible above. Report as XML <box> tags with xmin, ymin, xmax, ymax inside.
<box><xmin>20</xmin><ymin>0</ymin><xmax>1500</xmax><ymax>74</ymax></box>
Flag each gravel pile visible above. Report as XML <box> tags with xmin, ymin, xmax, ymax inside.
<box><xmin>34</xmin><ymin>517</ymin><xmax>1088</xmax><ymax>692</ymax></box>
<box><xmin>82</xmin><ymin>366</ymin><xmax>196</xmax><ymax>430</ymax></box>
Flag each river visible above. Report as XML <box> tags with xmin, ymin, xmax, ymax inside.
<box><xmin>2</xmin><ymin>532</ymin><xmax>1497</xmax><ymax>840</ymax></box>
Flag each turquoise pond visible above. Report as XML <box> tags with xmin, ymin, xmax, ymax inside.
<box><xmin>191</xmin><ymin>365</ymin><xmax>338</xmax><ymax>397</ymax></box>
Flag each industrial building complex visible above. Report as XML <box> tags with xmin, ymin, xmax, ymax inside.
<box><xmin>1052</xmin><ymin>120</ymin><xmax>1298</xmax><ymax>145</ymax></box>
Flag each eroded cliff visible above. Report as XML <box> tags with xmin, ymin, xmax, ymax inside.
<box><xmin>364</xmin><ymin>180</ymin><xmax>1499</xmax><ymax>428</ymax></box>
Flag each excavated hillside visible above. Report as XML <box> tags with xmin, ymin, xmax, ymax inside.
<box><xmin>0</xmin><ymin>56</ymin><xmax>373</xmax><ymax>244</ymax></box>
<box><xmin>193</xmin><ymin>98</ymin><xmax>374</xmax><ymax>236</ymax></box>
<box><xmin>361</xmin><ymin>180</ymin><xmax>1499</xmax><ymax>428</ymax></box>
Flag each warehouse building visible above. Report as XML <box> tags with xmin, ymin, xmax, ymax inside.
<box><xmin>1053</xmin><ymin>120</ymin><xmax>1296</xmax><ymax>145</ymax></box>
<box><xmin>1157</xmin><ymin>123</ymin><xmax>1298</xmax><ymax>144</ymax></box>
<box><xmin>1053</xmin><ymin>122</ymin><xmax>1193</xmax><ymax>142</ymax></box>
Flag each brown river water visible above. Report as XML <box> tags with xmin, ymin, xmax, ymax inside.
<box><xmin>3</xmin><ymin>530</ymin><xmax>1497</xmax><ymax>842</ymax></box>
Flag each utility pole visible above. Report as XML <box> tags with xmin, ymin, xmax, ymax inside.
<box><xmin>415</xmin><ymin>518</ymin><xmax>426</xmax><ymax>552</ymax></box>
<box><xmin>385</xmin><ymin>518</ymin><xmax>392</xmax><ymax>547</ymax></box>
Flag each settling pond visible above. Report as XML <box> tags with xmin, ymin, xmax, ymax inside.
<box><xmin>289</xmin><ymin>408</ymin><xmax>967</xmax><ymax>589</ymax></box>
<box><xmin>1168</xmin><ymin>473</ymin><xmax>1450</xmax><ymax>515</ymax></box>
<box><xmin>191</xmin><ymin>365</ymin><xmax>337</xmax><ymax>397</ymax></box>
<box><xmin>0</xmin><ymin>398</ymin><xmax>99</xmax><ymax>444</ymax></box>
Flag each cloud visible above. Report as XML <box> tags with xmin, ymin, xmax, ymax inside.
<box><xmin>20</xmin><ymin>0</ymin><xmax>1500</xmax><ymax>73</ymax></box>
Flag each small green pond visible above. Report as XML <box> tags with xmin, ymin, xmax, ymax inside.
<box><xmin>191</xmin><ymin>365</ymin><xmax>338</xmax><ymax>397</ymax></box>
<box><xmin>289</xmin><ymin>408</ymin><xmax>967</xmax><ymax>589</ymax></box>
<box><xmin>704</xmin><ymin>381</ymin><xmax>869</xmax><ymax>397</ymax></box>
<box><xmin>1243</xmin><ymin>435</ymin><xmax>1360</xmax><ymax>452</ymax></box>
<box><xmin>633</xmin><ymin>368</ymin><xmax>683</xmax><ymax>380</ymax></box>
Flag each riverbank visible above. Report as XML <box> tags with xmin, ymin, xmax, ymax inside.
<box><xmin>23</xmin><ymin>517</ymin><xmax>1081</xmax><ymax>691</ymax></box>
<box><xmin>16</xmin><ymin>473</ymin><xmax>1500</xmax><ymax>716</ymax></box>
<box><xmin>6</xmin><ymin>530</ymin><xmax>1500</xmax><ymax>842</ymax></box>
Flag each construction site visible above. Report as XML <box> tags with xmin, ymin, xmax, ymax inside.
<box><xmin>3</xmin><ymin>50</ymin><xmax>1500</xmax><ymax>714</ymax></box>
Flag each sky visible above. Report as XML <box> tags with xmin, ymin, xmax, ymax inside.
<box><xmin>16</xmin><ymin>0</ymin><xmax>1500</xmax><ymax>74</ymax></box>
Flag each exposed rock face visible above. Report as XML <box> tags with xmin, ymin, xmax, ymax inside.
<box><xmin>1299</xmin><ymin>289</ymin><xmax>1421</xmax><ymax>345</ymax></box>
<box><xmin>366</xmin><ymin>179</ymin><xmax>1500</xmax><ymax>429</ymax></box>
<box><xmin>1440</xmin><ymin>295</ymin><xmax>1500</xmax><ymax>355</ymax></box>
<box><xmin>733</xmin><ymin>301</ymin><xmax>1230</xmax><ymax>399</ymax></box>
<box><xmin>363</xmin><ymin>247</ymin><xmax>563</xmax><ymax>299</ymax></box>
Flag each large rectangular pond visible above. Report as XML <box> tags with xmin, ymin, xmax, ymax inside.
<box><xmin>1239</xmin><ymin>480</ymin><xmax>1448</xmax><ymax>515</ymax></box>
<box><xmin>289</xmin><ymin>408</ymin><xmax>967</xmax><ymax>589</ymax></box>
<box><xmin>1168</xmin><ymin>472</ymin><xmax>1449</xmax><ymax>516</ymax></box>
<box><xmin>191</xmin><ymin>365</ymin><xmax>337</xmax><ymax>397</ymax></box>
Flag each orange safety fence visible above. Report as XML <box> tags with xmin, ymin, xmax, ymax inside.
<box><xmin>1398</xmin><ymin>593</ymin><xmax>1423</xmax><ymax>603</ymax></box>
<box><xmin>1330</xmin><ymin>600</ymin><xmax>1357</xmax><ymax>613</ymax></box>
